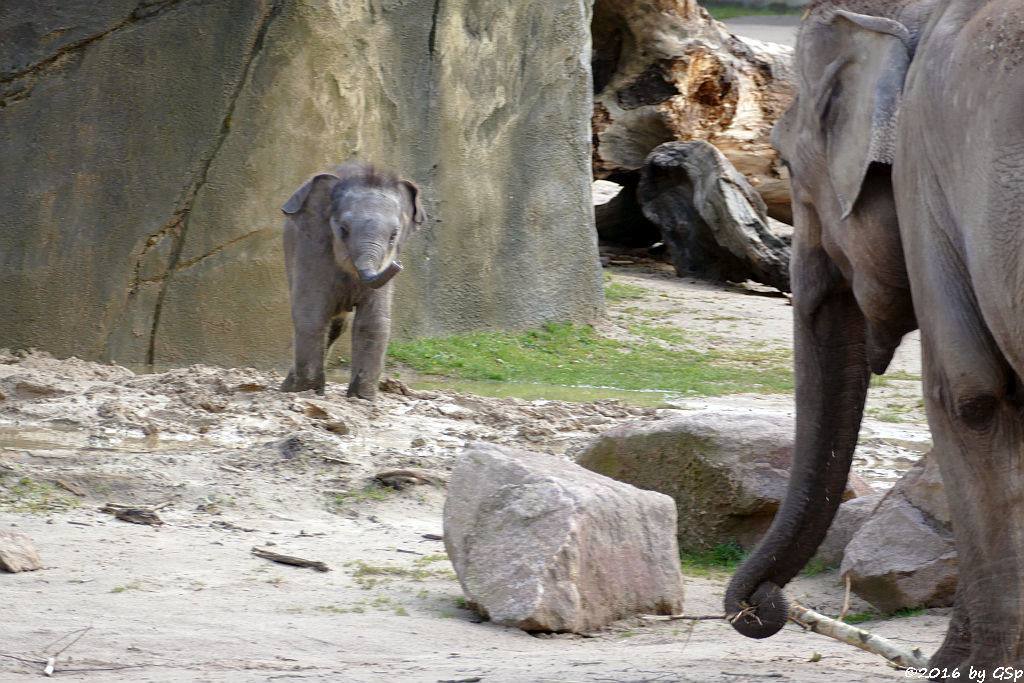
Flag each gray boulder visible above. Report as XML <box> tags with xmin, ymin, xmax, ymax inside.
<box><xmin>444</xmin><ymin>444</ymin><xmax>684</xmax><ymax>633</ymax></box>
<box><xmin>0</xmin><ymin>1</ymin><xmax>602</xmax><ymax>368</ymax></box>
<box><xmin>577</xmin><ymin>410</ymin><xmax>871</xmax><ymax>553</ymax></box>
<box><xmin>812</xmin><ymin>492</ymin><xmax>884</xmax><ymax>568</ymax></box>
<box><xmin>0</xmin><ymin>530</ymin><xmax>42</xmax><ymax>573</ymax></box>
<box><xmin>637</xmin><ymin>141</ymin><xmax>791</xmax><ymax>292</ymax></box>
<box><xmin>841</xmin><ymin>453</ymin><xmax>957</xmax><ymax>613</ymax></box>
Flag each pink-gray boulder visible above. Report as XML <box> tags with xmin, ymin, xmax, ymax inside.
<box><xmin>812</xmin><ymin>492</ymin><xmax>884</xmax><ymax>568</ymax></box>
<box><xmin>841</xmin><ymin>453</ymin><xmax>956</xmax><ymax>613</ymax></box>
<box><xmin>0</xmin><ymin>529</ymin><xmax>42</xmax><ymax>572</ymax></box>
<box><xmin>444</xmin><ymin>444</ymin><xmax>684</xmax><ymax>633</ymax></box>
<box><xmin>577</xmin><ymin>410</ymin><xmax>871</xmax><ymax>552</ymax></box>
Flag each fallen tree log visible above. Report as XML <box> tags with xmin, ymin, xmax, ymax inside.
<box><xmin>638</xmin><ymin>140</ymin><xmax>791</xmax><ymax>292</ymax></box>
<box><xmin>592</xmin><ymin>0</ymin><xmax>795</xmax><ymax>223</ymax></box>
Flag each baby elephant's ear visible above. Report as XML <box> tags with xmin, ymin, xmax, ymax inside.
<box><xmin>399</xmin><ymin>179</ymin><xmax>425</xmax><ymax>228</ymax></box>
<box><xmin>282</xmin><ymin>173</ymin><xmax>339</xmax><ymax>215</ymax></box>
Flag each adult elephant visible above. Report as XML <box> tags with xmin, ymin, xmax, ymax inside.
<box><xmin>724</xmin><ymin>0</ymin><xmax>1024</xmax><ymax>671</ymax></box>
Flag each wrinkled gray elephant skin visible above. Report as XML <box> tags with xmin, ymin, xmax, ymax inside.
<box><xmin>724</xmin><ymin>0</ymin><xmax>1024</xmax><ymax>673</ymax></box>
<box><xmin>280</xmin><ymin>162</ymin><xmax>423</xmax><ymax>400</ymax></box>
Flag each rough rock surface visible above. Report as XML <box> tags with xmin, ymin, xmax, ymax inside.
<box><xmin>591</xmin><ymin>0</ymin><xmax>795</xmax><ymax>222</ymax></box>
<box><xmin>812</xmin><ymin>492</ymin><xmax>883</xmax><ymax>569</ymax></box>
<box><xmin>638</xmin><ymin>141</ymin><xmax>791</xmax><ymax>291</ymax></box>
<box><xmin>576</xmin><ymin>410</ymin><xmax>870</xmax><ymax>552</ymax></box>
<box><xmin>0</xmin><ymin>1</ymin><xmax>602</xmax><ymax>368</ymax></box>
<box><xmin>841</xmin><ymin>453</ymin><xmax>956</xmax><ymax>613</ymax></box>
<box><xmin>0</xmin><ymin>530</ymin><xmax>42</xmax><ymax>573</ymax></box>
<box><xmin>444</xmin><ymin>444</ymin><xmax>685</xmax><ymax>633</ymax></box>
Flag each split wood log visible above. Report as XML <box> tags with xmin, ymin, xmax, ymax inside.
<box><xmin>592</xmin><ymin>0</ymin><xmax>795</xmax><ymax>222</ymax></box>
<box><xmin>251</xmin><ymin>546</ymin><xmax>330</xmax><ymax>572</ymax></box>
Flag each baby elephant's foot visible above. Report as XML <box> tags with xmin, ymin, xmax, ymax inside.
<box><xmin>280</xmin><ymin>370</ymin><xmax>325</xmax><ymax>395</ymax></box>
<box><xmin>346</xmin><ymin>370</ymin><xmax>377</xmax><ymax>401</ymax></box>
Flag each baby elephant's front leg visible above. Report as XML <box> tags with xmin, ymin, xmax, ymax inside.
<box><xmin>281</xmin><ymin>317</ymin><xmax>328</xmax><ymax>394</ymax></box>
<box><xmin>347</xmin><ymin>286</ymin><xmax>393</xmax><ymax>400</ymax></box>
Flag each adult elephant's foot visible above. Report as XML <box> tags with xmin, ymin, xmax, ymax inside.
<box><xmin>929</xmin><ymin>594</ymin><xmax>971</xmax><ymax>670</ymax></box>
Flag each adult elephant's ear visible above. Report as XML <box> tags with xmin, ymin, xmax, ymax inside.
<box><xmin>821</xmin><ymin>10</ymin><xmax>912</xmax><ymax>219</ymax></box>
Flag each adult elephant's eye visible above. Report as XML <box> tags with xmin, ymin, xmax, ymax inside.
<box><xmin>389</xmin><ymin>230</ymin><xmax>398</xmax><ymax>245</ymax></box>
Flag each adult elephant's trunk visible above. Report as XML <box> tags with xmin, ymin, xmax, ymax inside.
<box><xmin>724</xmin><ymin>237</ymin><xmax>871</xmax><ymax>638</ymax></box>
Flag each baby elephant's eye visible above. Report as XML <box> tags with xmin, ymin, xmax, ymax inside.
<box><xmin>389</xmin><ymin>230</ymin><xmax>398</xmax><ymax>245</ymax></box>
<box><xmin>331</xmin><ymin>218</ymin><xmax>350</xmax><ymax>240</ymax></box>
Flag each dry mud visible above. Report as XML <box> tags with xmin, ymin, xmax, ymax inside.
<box><xmin>0</xmin><ymin>267</ymin><xmax>943</xmax><ymax>682</ymax></box>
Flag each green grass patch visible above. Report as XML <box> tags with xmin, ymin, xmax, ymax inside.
<box><xmin>604</xmin><ymin>273</ymin><xmax>649</xmax><ymax>302</ymax></box>
<box><xmin>346</xmin><ymin>560</ymin><xmax>457</xmax><ymax>589</ymax></box>
<box><xmin>0</xmin><ymin>475</ymin><xmax>82</xmax><ymax>513</ymax></box>
<box><xmin>326</xmin><ymin>483</ymin><xmax>391</xmax><ymax>513</ymax></box>
<box><xmin>680</xmin><ymin>541</ymin><xmax>749</xmax><ymax>575</ymax></box>
<box><xmin>800</xmin><ymin>557</ymin><xmax>833</xmax><ymax>577</ymax></box>
<box><xmin>388</xmin><ymin>321</ymin><xmax>792</xmax><ymax>397</ymax></box>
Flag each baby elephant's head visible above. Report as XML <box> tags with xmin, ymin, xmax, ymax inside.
<box><xmin>282</xmin><ymin>163</ymin><xmax>424</xmax><ymax>288</ymax></box>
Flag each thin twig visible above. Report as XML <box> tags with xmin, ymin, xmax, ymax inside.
<box><xmin>641</xmin><ymin>614</ymin><xmax>725</xmax><ymax>621</ymax></box>
<box><xmin>838</xmin><ymin>574</ymin><xmax>852</xmax><ymax>622</ymax></box>
<box><xmin>0</xmin><ymin>653</ymin><xmax>46</xmax><ymax>666</ymax></box>
<box><xmin>50</xmin><ymin>626</ymin><xmax>92</xmax><ymax>658</ymax></box>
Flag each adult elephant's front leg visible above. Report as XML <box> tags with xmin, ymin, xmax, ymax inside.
<box><xmin>347</xmin><ymin>284</ymin><xmax>393</xmax><ymax>400</ymax></box>
<box><xmin>917</xmin><ymin>305</ymin><xmax>1024</xmax><ymax>670</ymax></box>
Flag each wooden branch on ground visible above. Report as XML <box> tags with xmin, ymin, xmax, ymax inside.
<box><xmin>644</xmin><ymin>601</ymin><xmax>931</xmax><ymax>669</ymax></box>
<box><xmin>788</xmin><ymin>604</ymin><xmax>930</xmax><ymax>668</ymax></box>
<box><xmin>251</xmin><ymin>547</ymin><xmax>330</xmax><ymax>572</ymax></box>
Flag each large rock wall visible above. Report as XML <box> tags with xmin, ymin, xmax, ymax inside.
<box><xmin>0</xmin><ymin>0</ymin><xmax>603</xmax><ymax>368</ymax></box>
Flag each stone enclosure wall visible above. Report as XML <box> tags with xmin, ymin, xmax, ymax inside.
<box><xmin>0</xmin><ymin>0</ymin><xmax>603</xmax><ymax>368</ymax></box>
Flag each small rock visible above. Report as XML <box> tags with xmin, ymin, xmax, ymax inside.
<box><xmin>379</xmin><ymin>378</ymin><xmax>412</xmax><ymax>396</ymax></box>
<box><xmin>322</xmin><ymin>420</ymin><xmax>350</xmax><ymax>436</ymax></box>
<box><xmin>444</xmin><ymin>444</ymin><xmax>684</xmax><ymax>633</ymax></box>
<box><xmin>0</xmin><ymin>530</ymin><xmax>43</xmax><ymax>572</ymax></box>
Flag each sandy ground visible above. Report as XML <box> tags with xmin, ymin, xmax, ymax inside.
<box><xmin>0</xmin><ymin>265</ymin><xmax>941</xmax><ymax>682</ymax></box>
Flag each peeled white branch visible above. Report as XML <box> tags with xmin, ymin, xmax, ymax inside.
<box><xmin>789</xmin><ymin>603</ymin><xmax>930</xmax><ymax>669</ymax></box>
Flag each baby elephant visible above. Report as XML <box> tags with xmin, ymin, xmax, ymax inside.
<box><xmin>280</xmin><ymin>162</ymin><xmax>423</xmax><ymax>399</ymax></box>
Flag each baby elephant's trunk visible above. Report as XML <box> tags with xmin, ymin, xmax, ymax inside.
<box><xmin>358</xmin><ymin>261</ymin><xmax>403</xmax><ymax>289</ymax></box>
